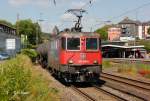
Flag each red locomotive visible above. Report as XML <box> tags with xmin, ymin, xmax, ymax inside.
<box><xmin>37</xmin><ymin>9</ymin><xmax>102</xmax><ymax>82</ymax></box>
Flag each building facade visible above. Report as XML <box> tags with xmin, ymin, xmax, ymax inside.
<box><xmin>118</xmin><ymin>17</ymin><xmax>143</xmax><ymax>39</ymax></box>
<box><xmin>143</xmin><ymin>21</ymin><xmax>150</xmax><ymax>39</ymax></box>
<box><xmin>0</xmin><ymin>23</ymin><xmax>21</xmax><ymax>55</ymax></box>
<box><xmin>108</xmin><ymin>17</ymin><xmax>150</xmax><ymax>41</ymax></box>
<box><xmin>108</xmin><ymin>27</ymin><xmax>121</xmax><ymax>41</ymax></box>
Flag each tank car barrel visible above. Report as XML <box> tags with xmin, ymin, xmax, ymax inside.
<box><xmin>37</xmin><ymin>42</ymin><xmax>50</xmax><ymax>56</ymax></box>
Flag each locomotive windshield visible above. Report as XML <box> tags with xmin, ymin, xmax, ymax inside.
<box><xmin>86</xmin><ymin>38</ymin><xmax>98</xmax><ymax>50</ymax></box>
<box><xmin>67</xmin><ymin>38</ymin><xmax>80</xmax><ymax>50</ymax></box>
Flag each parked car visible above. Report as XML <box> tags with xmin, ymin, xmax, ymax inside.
<box><xmin>0</xmin><ymin>53</ymin><xmax>9</xmax><ymax>60</ymax></box>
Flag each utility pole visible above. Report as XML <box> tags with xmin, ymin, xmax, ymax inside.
<box><xmin>16</xmin><ymin>13</ymin><xmax>20</xmax><ymax>35</ymax></box>
<box><xmin>36</xmin><ymin>13</ymin><xmax>44</xmax><ymax>46</ymax></box>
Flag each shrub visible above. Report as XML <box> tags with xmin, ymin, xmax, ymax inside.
<box><xmin>21</xmin><ymin>49</ymin><xmax>38</xmax><ymax>62</ymax></box>
<box><xmin>0</xmin><ymin>55</ymin><xmax>32</xmax><ymax>100</ymax></box>
<box><xmin>0</xmin><ymin>55</ymin><xmax>59</xmax><ymax>101</ymax></box>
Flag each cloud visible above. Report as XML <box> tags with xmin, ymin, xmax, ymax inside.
<box><xmin>8</xmin><ymin>0</ymin><xmax>73</xmax><ymax>7</ymax></box>
<box><xmin>71</xmin><ymin>1</ymin><xmax>86</xmax><ymax>9</ymax></box>
<box><xmin>41</xmin><ymin>21</ymin><xmax>62</xmax><ymax>33</ymax></box>
<box><xmin>8</xmin><ymin>0</ymin><xmax>51</xmax><ymax>7</ymax></box>
<box><xmin>8</xmin><ymin>0</ymin><xmax>30</xmax><ymax>6</ymax></box>
<box><xmin>61</xmin><ymin>13</ymin><xmax>76</xmax><ymax>21</ymax></box>
<box><xmin>36</xmin><ymin>0</ymin><xmax>50</xmax><ymax>7</ymax></box>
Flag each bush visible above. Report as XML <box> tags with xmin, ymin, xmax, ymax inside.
<box><xmin>0</xmin><ymin>55</ymin><xmax>32</xmax><ymax>100</ymax></box>
<box><xmin>21</xmin><ymin>49</ymin><xmax>38</xmax><ymax>62</ymax></box>
<box><xmin>0</xmin><ymin>55</ymin><xmax>59</xmax><ymax>101</ymax></box>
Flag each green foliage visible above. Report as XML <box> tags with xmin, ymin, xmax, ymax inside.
<box><xmin>0</xmin><ymin>55</ymin><xmax>59</xmax><ymax>101</ymax></box>
<box><xmin>0</xmin><ymin>55</ymin><xmax>31</xmax><ymax>101</ymax></box>
<box><xmin>95</xmin><ymin>25</ymin><xmax>111</xmax><ymax>40</ymax></box>
<box><xmin>148</xmin><ymin>27</ymin><xmax>150</xmax><ymax>35</ymax></box>
<box><xmin>16</xmin><ymin>19</ymin><xmax>42</xmax><ymax>45</ymax></box>
<box><xmin>41</xmin><ymin>32</ymin><xmax>51</xmax><ymax>41</ymax></box>
<box><xmin>138</xmin><ymin>40</ymin><xmax>150</xmax><ymax>52</ymax></box>
<box><xmin>21</xmin><ymin>49</ymin><xmax>38</xmax><ymax>62</ymax></box>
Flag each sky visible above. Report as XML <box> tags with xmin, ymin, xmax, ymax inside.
<box><xmin>1</xmin><ymin>0</ymin><xmax>150</xmax><ymax>33</ymax></box>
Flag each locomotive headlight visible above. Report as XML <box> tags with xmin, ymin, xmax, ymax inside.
<box><xmin>68</xmin><ymin>60</ymin><xmax>73</xmax><ymax>64</ymax></box>
<box><xmin>93</xmin><ymin>60</ymin><xmax>98</xmax><ymax>64</ymax></box>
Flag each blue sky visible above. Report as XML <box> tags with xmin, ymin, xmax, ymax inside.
<box><xmin>1</xmin><ymin>0</ymin><xmax>150</xmax><ymax>32</ymax></box>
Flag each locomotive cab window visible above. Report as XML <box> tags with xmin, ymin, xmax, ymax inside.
<box><xmin>86</xmin><ymin>38</ymin><xmax>98</xmax><ymax>50</ymax></box>
<box><xmin>67</xmin><ymin>38</ymin><xmax>80</xmax><ymax>50</ymax></box>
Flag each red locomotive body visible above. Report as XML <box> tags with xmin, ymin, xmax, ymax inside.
<box><xmin>37</xmin><ymin>9</ymin><xmax>102</xmax><ymax>82</ymax></box>
<box><xmin>44</xmin><ymin>32</ymin><xmax>102</xmax><ymax>82</ymax></box>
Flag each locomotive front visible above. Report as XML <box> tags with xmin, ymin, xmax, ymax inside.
<box><xmin>60</xmin><ymin>32</ymin><xmax>102</xmax><ymax>82</ymax></box>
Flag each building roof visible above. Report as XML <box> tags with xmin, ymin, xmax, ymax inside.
<box><xmin>0</xmin><ymin>23</ymin><xmax>16</xmax><ymax>30</ymax></box>
<box><xmin>119</xmin><ymin>17</ymin><xmax>141</xmax><ymax>25</ymax></box>
<box><xmin>143</xmin><ymin>21</ymin><xmax>150</xmax><ymax>26</ymax></box>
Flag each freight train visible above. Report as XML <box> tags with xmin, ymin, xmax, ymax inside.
<box><xmin>37</xmin><ymin>9</ymin><xmax>102</xmax><ymax>82</ymax></box>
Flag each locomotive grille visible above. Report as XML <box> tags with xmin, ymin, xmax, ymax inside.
<box><xmin>80</xmin><ymin>53</ymin><xmax>86</xmax><ymax>60</ymax></box>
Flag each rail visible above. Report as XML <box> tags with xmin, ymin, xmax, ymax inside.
<box><xmin>100</xmin><ymin>72</ymin><xmax>150</xmax><ymax>101</ymax></box>
<box><xmin>71</xmin><ymin>85</ymin><xmax>96</xmax><ymax>101</ymax></box>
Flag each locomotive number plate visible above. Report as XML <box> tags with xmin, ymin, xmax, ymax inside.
<box><xmin>80</xmin><ymin>53</ymin><xmax>86</xmax><ymax>60</ymax></box>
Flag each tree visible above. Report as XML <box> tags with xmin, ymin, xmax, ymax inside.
<box><xmin>138</xmin><ymin>40</ymin><xmax>150</xmax><ymax>52</ymax></box>
<box><xmin>95</xmin><ymin>25</ymin><xmax>111</xmax><ymax>40</ymax></box>
<box><xmin>15</xmin><ymin>19</ymin><xmax>42</xmax><ymax>46</ymax></box>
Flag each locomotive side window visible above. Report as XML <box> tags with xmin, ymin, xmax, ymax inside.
<box><xmin>67</xmin><ymin>38</ymin><xmax>80</xmax><ymax>50</ymax></box>
<box><xmin>86</xmin><ymin>38</ymin><xmax>98</xmax><ymax>50</ymax></box>
<box><xmin>61</xmin><ymin>37</ymin><xmax>66</xmax><ymax>50</ymax></box>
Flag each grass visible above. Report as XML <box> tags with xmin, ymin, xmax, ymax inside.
<box><xmin>102</xmin><ymin>60</ymin><xmax>150</xmax><ymax>78</ymax></box>
<box><xmin>102</xmin><ymin>60</ymin><xmax>113</xmax><ymax>68</ymax></box>
<box><xmin>0</xmin><ymin>54</ymin><xmax>59</xmax><ymax>101</ymax></box>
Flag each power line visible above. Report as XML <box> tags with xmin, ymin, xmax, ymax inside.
<box><xmin>109</xmin><ymin>2</ymin><xmax>150</xmax><ymax>21</ymax></box>
<box><xmin>81</xmin><ymin>0</ymin><xmax>94</xmax><ymax>9</ymax></box>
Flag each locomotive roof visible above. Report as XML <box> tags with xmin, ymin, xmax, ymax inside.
<box><xmin>59</xmin><ymin>32</ymin><xmax>100</xmax><ymax>37</ymax></box>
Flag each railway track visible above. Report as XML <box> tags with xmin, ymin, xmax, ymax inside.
<box><xmin>101</xmin><ymin>72</ymin><xmax>150</xmax><ymax>91</ymax></box>
<box><xmin>100</xmin><ymin>72</ymin><xmax>150</xmax><ymax>101</ymax></box>
<box><xmin>93</xmin><ymin>85</ymin><xmax>143</xmax><ymax>101</ymax></box>
<box><xmin>71</xmin><ymin>85</ymin><xmax>96</xmax><ymax>101</ymax></box>
<box><xmin>71</xmin><ymin>84</ymin><xmax>145</xmax><ymax>101</ymax></box>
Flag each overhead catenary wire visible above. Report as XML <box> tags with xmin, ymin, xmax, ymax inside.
<box><xmin>80</xmin><ymin>0</ymin><xmax>95</xmax><ymax>9</ymax></box>
<box><xmin>109</xmin><ymin>1</ymin><xmax>150</xmax><ymax>21</ymax></box>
